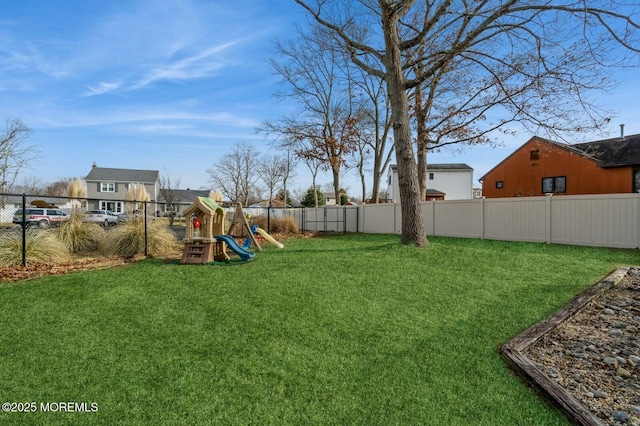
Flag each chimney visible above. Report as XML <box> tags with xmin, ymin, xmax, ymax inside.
<box><xmin>92</xmin><ymin>162</ymin><xmax>97</xmax><ymax>168</ymax></box>
<box><xmin>620</xmin><ymin>124</ymin><xmax>625</xmax><ymax>139</ymax></box>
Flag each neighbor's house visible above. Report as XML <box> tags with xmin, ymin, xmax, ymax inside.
<box><xmin>85</xmin><ymin>163</ymin><xmax>160</xmax><ymax>213</ymax></box>
<box><xmin>323</xmin><ymin>192</ymin><xmax>337</xmax><ymax>206</ymax></box>
<box><xmin>479</xmin><ymin>134</ymin><xmax>640</xmax><ymax>198</ymax></box>
<box><xmin>158</xmin><ymin>189</ymin><xmax>210</xmax><ymax>217</ymax></box>
<box><xmin>387</xmin><ymin>163</ymin><xmax>474</xmax><ymax>202</ymax></box>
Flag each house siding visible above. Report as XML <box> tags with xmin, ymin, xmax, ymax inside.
<box><xmin>85</xmin><ymin>167</ymin><xmax>160</xmax><ymax>213</ymax></box>
<box><xmin>482</xmin><ymin>137</ymin><xmax>633</xmax><ymax>198</ymax></box>
<box><xmin>388</xmin><ymin>164</ymin><xmax>474</xmax><ymax>201</ymax></box>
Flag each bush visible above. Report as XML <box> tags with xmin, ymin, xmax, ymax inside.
<box><xmin>0</xmin><ymin>228</ymin><xmax>71</xmax><ymax>267</ymax></box>
<box><xmin>252</xmin><ymin>215</ymin><xmax>299</xmax><ymax>235</ymax></box>
<box><xmin>103</xmin><ymin>219</ymin><xmax>178</xmax><ymax>257</ymax></box>
<box><xmin>57</xmin><ymin>211</ymin><xmax>106</xmax><ymax>253</ymax></box>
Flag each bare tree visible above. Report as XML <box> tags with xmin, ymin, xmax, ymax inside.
<box><xmin>351</xmin><ymin>58</ymin><xmax>394</xmax><ymax>203</ymax></box>
<box><xmin>260</xmin><ymin>25</ymin><xmax>363</xmax><ymax>206</ymax></box>
<box><xmin>159</xmin><ymin>170</ymin><xmax>182</xmax><ymax>226</ymax></box>
<box><xmin>296</xmin><ymin>0</ymin><xmax>640</xmax><ymax>246</ymax></box>
<box><xmin>257</xmin><ymin>154</ymin><xmax>287</xmax><ymax>205</ymax></box>
<box><xmin>279</xmin><ymin>147</ymin><xmax>298</xmax><ymax>207</ymax></box>
<box><xmin>13</xmin><ymin>176</ymin><xmax>43</xmax><ymax>195</ymax></box>
<box><xmin>44</xmin><ymin>178</ymin><xmax>72</xmax><ymax>196</ymax></box>
<box><xmin>1</xmin><ymin>118</ymin><xmax>38</xmax><ymax>195</ymax></box>
<box><xmin>206</xmin><ymin>143</ymin><xmax>261</xmax><ymax>206</ymax></box>
<box><xmin>300</xmin><ymin>154</ymin><xmax>324</xmax><ymax>207</ymax></box>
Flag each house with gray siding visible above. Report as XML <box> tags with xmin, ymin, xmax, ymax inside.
<box><xmin>159</xmin><ymin>189</ymin><xmax>210</xmax><ymax>217</ymax></box>
<box><xmin>85</xmin><ymin>163</ymin><xmax>160</xmax><ymax>214</ymax></box>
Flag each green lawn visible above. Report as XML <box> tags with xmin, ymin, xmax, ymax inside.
<box><xmin>0</xmin><ymin>235</ymin><xmax>637</xmax><ymax>425</ymax></box>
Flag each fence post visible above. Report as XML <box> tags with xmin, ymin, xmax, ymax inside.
<box><xmin>21</xmin><ymin>193</ymin><xmax>26</xmax><ymax>267</ymax></box>
<box><xmin>143</xmin><ymin>200</ymin><xmax>148</xmax><ymax>256</ymax></box>
<box><xmin>343</xmin><ymin>207</ymin><xmax>346</xmax><ymax>234</ymax></box>
<box><xmin>267</xmin><ymin>203</ymin><xmax>271</xmax><ymax>234</ymax></box>
<box><xmin>323</xmin><ymin>206</ymin><xmax>328</xmax><ymax>236</ymax></box>
<box><xmin>545</xmin><ymin>193</ymin><xmax>553</xmax><ymax>244</ymax></box>
<box><xmin>481</xmin><ymin>197</ymin><xmax>486</xmax><ymax>240</ymax></box>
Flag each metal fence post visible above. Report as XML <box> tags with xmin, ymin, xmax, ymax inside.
<box><xmin>144</xmin><ymin>200</ymin><xmax>148</xmax><ymax>256</ymax></box>
<box><xmin>21</xmin><ymin>193</ymin><xmax>26</xmax><ymax>267</ymax></box>
<box><xmin>267</xmin><ymin>203</ymin><xmax>271</xmax><ymax>234</ymax></box>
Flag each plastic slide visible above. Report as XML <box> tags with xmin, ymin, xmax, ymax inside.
<box><xmin>254</xmin><ymin>227</ymin><xmax>284</xmax><ymax>249</ymax></box>
<box><xmin>215</xmin><ymin>235</ymin><xmax>256</xmax><ymax>261</ymax></box>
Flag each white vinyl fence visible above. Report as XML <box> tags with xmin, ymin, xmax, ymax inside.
<box><xmin>291</xmin><ymin>193</ymin><xmax>640</xmax><ymax>249</ymax></box>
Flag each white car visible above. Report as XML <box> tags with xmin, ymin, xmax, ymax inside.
<box><xmin>84</xmin><ymin>210</ymin><xmax>119</xmax><ymax>226</ymax></box>
<box><xmin>13</xmin><ymin>208</ymin><xmax>68</xmax><ymax>228</ymax></box>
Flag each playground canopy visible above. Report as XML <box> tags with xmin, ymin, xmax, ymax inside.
<box><xmin>183</xmin><ymin>196</ymin><xmax>225</xmax><ymax>242</ymax></box>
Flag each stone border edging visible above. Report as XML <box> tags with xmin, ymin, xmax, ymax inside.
<box><xmin>501</xmin><ymin>267</ymin><xmax>631</xmax><ymax>426</ymax></box>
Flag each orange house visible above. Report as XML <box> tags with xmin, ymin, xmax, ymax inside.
<box><xmin>480</xmin><ymin>134</ymin><xmax>640</xmax><ymax>198</ymax></box>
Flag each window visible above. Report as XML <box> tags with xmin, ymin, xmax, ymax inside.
<box><xmin>429</xmin><ymin>173</ymin><xmax>434</xmax><ymax>180</ymax></box>
<box><xmin>634</xmin><ymin>168</ymin><xmax>640</xmax><ymax>193</ymax></box>
<box><xmin>495</xmin><ymin>181</ymin><xmax>504</xmax><ymax>189</ymax></box>
<box><xmin>542</xmin><ymin>176</ymin><xmax>566</xmax><ymax>193</ymax></box>
<box><xmin>101</xmin><ymin>201</ymin><xmax>123</xmax><ymax>213</ymax></box>
<box><xmin>101</xmin><ymin>182</ymin><xmax>115</xmax><ymax>192</ymax></box>
<box><xmin>530</xmin><ymin>149</ymin><xmax>540</xmax><ymax>160</ymax></box>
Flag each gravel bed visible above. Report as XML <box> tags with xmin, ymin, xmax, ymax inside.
<box><xmin>525</xmin><ymin>268</ymin><xmax>640</xmax><ymax>425</ymax></box>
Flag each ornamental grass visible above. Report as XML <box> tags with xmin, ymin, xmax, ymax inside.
<box><xmin>103</xmin><ymin>218</ymin><xmax>178</xmax><ymax>257</ymax></box>
<box><xmin>57</xmin><ymin>211</ymin><xmax>106</xmax><ymax>253</ymax></box>
<box><xmin>0</xmin><ymin>228</ymin><xmax>71</xmax><ymax>267</ymax></box>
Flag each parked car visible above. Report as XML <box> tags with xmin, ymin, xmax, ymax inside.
<box><xmin>13</xmin><ymin>208</ymin><xmax>69</xmax><ymax>228</ymax></box>
<box><xmin>117</xmin><ymin>211</ymin><xmax>155</xmax><ymax>223</ymax></box>
<box><xmin>83</xmin><ymin>210</ymin><xmax>119</xmax><ymax>226</ymax></box>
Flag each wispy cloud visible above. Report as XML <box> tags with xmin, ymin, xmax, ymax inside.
<box><xmin>35</xmin><ymin>107</ymin><xmax>259</xmax><ymax>130</ymax></box>
<box><xmin>131</xmin><ymin>40</ymin><xmax>244</xmax><ymax>89</ymax></box>
<box><xmin>83</xmin><ymin>81</ymin><xmax>123</xmax><ymax>97</ymax></box>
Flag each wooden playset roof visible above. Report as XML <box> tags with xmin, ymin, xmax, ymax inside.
<box><xmin>183</xmin><ymin>196</ymin><xmax>225</xmax><ymax>217</ymax></box>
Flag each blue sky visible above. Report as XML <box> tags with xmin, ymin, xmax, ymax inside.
<box><xmin>1</xmin><ymin>0</ymin><xmax>639</xmax><ymax>198</ymax></box>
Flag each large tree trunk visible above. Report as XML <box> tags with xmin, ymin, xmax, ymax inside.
<box><xmin>381</xmin><ymin>2</ymin><xmax>427</xmax><ymax>246</ymax></box>
<box><xmin>331</xmin><ymin>165</ymin><xmax>341</xmax><ymax>205</ymax></box>
<box><xmin>415</xmin><ymin>82</ymin><xmax>428</xmax><ymax>201</ymax></box>
<box><xmin>370</xmin><ymin>152</ymin><xmax>383</xmax><ymax>203</ymax></box>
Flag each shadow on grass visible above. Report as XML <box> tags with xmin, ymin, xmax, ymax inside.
<box><xmin>162</xmin><ymin>258</ymin><xmax>255</xmax><ymax>267</ymax></box>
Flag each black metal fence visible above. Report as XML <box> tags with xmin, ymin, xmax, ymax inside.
<box><xmin>0</xmin><ymin>192</ymin><xmax>161</xmax><ymax>267</ymax></box>
<box><xmin>0</xmin><ymin>191</ymin><xmax>356</xmax><ymax>269</ymax></box>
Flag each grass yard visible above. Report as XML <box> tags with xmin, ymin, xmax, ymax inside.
<box><xmin>0</xmin><ymin>234</ymin><xmax>638</xmax><ymax>425</ymax></box>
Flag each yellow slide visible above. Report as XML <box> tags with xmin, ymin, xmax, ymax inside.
<box><xmin>255</xmin><ymin>227</ymin><xmax>284</xmax><ymax>249</ymax></box>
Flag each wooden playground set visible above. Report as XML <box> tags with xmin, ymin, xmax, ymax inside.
<box><xmin>180</xmin><ymin>196</ymin><xmax>283</xmax><ymax>265</ymax></box>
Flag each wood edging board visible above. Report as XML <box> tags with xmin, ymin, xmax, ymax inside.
<box><xmin>501</xmin><ymin>267</ymin><xmax>631</xmax><ymax>426</ymax></box>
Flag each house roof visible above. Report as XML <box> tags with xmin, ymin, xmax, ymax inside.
<box><xmin>572</xmin><ymin>134</ymin><xmax>640</xmax><ymax>167</ymax></box>
<box><xmin>85</xmin><ymin>166</ymin><xmax>159</xmax><ymax>183</ymax></box>
<box><xmin>250</xmin><ymin>199</ymin><xmax>289</xmax><ymax>208</ymax></box>
<box><xmin>390</xmin><ymin>163</ymin><xmax>473</xmax><ymax>171</ymax></box>
<box><xmin>159</xmin><ymin>189</ymin><xmax>210</xmax><ymax>204</ymax></box>
<box><xmin>426</xmin><ymin>189</ymin><xmax>446</xmax><ymax>195</ymax></box>
<box><xmin>479</xmin><ymin>134</ymin><xmax>640</xmax><ymax>182</ymax></box>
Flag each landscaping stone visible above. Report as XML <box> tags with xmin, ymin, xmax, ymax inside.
<box><xmin>617</xmin><ymin>367</ymin><xmax>632</xmax><ymax>379</ymax></box>
<box><xmin>611</xmin><ymin>410</ymin><xmax>629</xmax><ymax>423</ymax></box>
<box><xmin>609</xmin><ymin>329</ymin><xmax>623</xmax><ymax>337</ymax></box>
